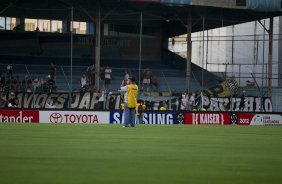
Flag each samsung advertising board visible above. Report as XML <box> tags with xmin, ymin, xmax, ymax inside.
<box><xmin>110</xmin><ymin>112</ymin><xmax>177</xmax><ymax>124</ymax></box>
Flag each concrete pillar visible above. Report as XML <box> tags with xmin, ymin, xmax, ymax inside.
<box><xmin>86</xmin><ymin>22</ymin><xmax>94</xmax><ymax>35</ymax></box>
<box><xmin>268</xmin><ymin>17</ymin><xmax>273</xmax><ymax>95</ymax></box>
<box><xmin>15</xmin><ymin>17</ymin><xmax>25</xmax><ymax>31</ymax></box>
<box><xmin>278</xmin><ymin>16</ymin><xmax>282</xmax><ymax>87</ymax></box>
<box><xmin>95</xmin><ymin>7</ymin><xmax>101</xmax><ymax>91</ymax></box>
<box><xmin>186</xmin><ymin>13</ymin><xmax>192</xmax><ymax>94</ymax></box>
<box><xmin>62</xmin><ymin>20</ymin><xmax>70</xmax><ymax>33</ymax></box>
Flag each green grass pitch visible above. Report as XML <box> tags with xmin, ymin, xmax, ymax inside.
<box><xmin>0</xmin><ymin>124</ymin><xmax>282</xmax><ymax>184</ymax></box>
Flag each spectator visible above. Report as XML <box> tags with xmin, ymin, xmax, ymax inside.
<box><xmin>45</xmin><ymin>99</ymin><xmax>56</xmax><ymax>109</ymax></box>
<box><xmin>10</xmin><ymin>77</ymin><xmax>17</xmax><ymax>91</ymax></box>
<box><xmin>8</xmin><ymin>92</ymin><xmax>18</xmax><ymax>108</ymax></box>
<box><xmin>124</xmin><ymin>70</ymin><xmax>129</xmax><ymax>81</ymax></box>
<box><xmin>186</xmin><ymin>93</ymin><xmax>191</xmax><ymax>111</ymax></box>
<box><xmin>100</xmin><ymin>66</ymin><xmax>105</xmax><ymax>80</ymax></box>
<box><xmin>15</xmin><ymin>76</ymin><xmax>21</xmax><ymax>91</ymax></box>
<box><xmin>80</xmin><ymin>74</ymin><xmax>88</xmax><ymax>91</ymax></box>
<box><xmin>160</xmin><ymin>101</ymin><xmax>168</xmax><ymax>110</ymax></box>
<box><xmin>0</xmin><ymin>72</ymin><xmax>5</xmax><ymax>91</ymax></box>
<box><xmin>142</xmin><ymin>67</ymin><xmax>152</xmax><ymax>91</ymax></box>
<box><xmin>86</xmin><ymin>64</ymin><xmax>95</xmax><ymax>86</ymax></box>
<box><xmin>6</xmin><ymin>77</ymin><xmax>12</xmax><ymax>91</ymax></box>
<box><xmin>108</xmin><ymin>92</ymin><xmax>116</xmax><ymax>110</ymax></box>
<box><xmin>35</xmin><ymin>27</ymin><xmax>40</xmax><ymax>32</ymax></box>
<box><xmin>174</xmin><ymin>97</ymin><xmax>181</xmax><ymax>111</ymax></box>
<box><xmin>97</xmin><ymin>90</ymin><xmax>105</xmax><ymax>110</ymax></box>
<box><xmin>119</xmin><ymin>78</ymin><xmax>128</xmax><ymax>108</ymax></box>
<box><xmin>180</xmin><ymin>93</ymin><xmax>188</xmax><ymax>110</ymax></box>
<box><xmin>6</xmin><ymin>64</ymin><xmax>13</xmax><ymax>79</ymax></box>
<box><xmin>47</xmin><ymin>75</ymin><xmax>56</xmax><ymax>93</ymax></box>
<box><xmin>33</xmin><ymin>78</ymin><xmax>42</xmax><ymax>92</ymax></box>
<box><xmin>40</xmin><ymin>78</ymin><xmax>46</xmax><ymax>89</ymax></box>
<box><xmin>239</xmin><ymin>90</ymin><xmax>247</xmax><ymax>111</ymax></box>
<box><xmin>0</xmin><ymin>92</ymin><xmax>7</xmax><ymax>108</ymax></box>
<box><xmin>151</xmin><ymin>75</ymin><xmax>159</xmax><ymax>91</ymax></box>
<box><xmin>104</xmin><ymin>66</ymin><xmax>112</xmax><ymax>90</ymax></box>
<box><xmin>50</xmin><ymin>62</ymin><xmax>56</xmax><ymax>81</ymax></box>
<box><xmin>136</xmin><ymin>100</ymin><xmax>146</xmax><ymax>124</ymax></box>
<box><xmin>22</xmin><ymin>75</ymin><xmax>32</xmax><ymax>92</ymax></box>
<box><xmin>189</xmin><ymin>93</ymin><xmax>196</xmax><ymax>111</ymax></box>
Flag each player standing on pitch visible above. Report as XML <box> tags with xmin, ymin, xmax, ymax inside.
<box><xmin>119</xmin><ymin>77</ymin><xmax>138</xmax><ymax>127</ymax></box>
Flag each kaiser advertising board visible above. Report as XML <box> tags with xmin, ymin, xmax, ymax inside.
<box><xmin>40</xmin><ymin>111</ymin><xmax>109</xmax><ymax>124</ymax></box>
<box><xmin>0</xmin><ymin>110</ymin><xmax>39</xmax><ymax>123</ymax></box>
<box><xmin>110</xmin><ymin>111</ymin><xmax>177</xmax><ymax>124</ymax></box>
<box><xmin>184</xmin><ymin>113</ymin><xmax>231</xmax><ymax>125</ymax></box>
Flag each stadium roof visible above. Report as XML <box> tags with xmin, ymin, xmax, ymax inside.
<box><xmin>0</xmin><ymin>0</ymin><xmax>282</xmax><ymax>36</ymax></box>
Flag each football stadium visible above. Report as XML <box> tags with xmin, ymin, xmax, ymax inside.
<box><xmin>1</xmin><ymin>0</ymin><xmax>282</xmax><ymax>183</ymax></box>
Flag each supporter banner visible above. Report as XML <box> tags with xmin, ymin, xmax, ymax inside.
<box><xmin>39</xmin><ymin>111</ymin><xmax>109</xmax><ymax>124</ymax></box>
<box><xmin>0</xmin><ymin>110</ymin><xmax>39</xmax><ymax>123</ymax></box>
<box><xmin>198</xmin><ymin>96</ymin><xmax>272</xmax><ymax>112</ymax></box>
<box><xmin>110</xmin><ymin>111</ymin><xmax>177</xmax><ymax>124</ymax></box>
<box><xmin>184</xmin><ymin>113</ymin><xmax>230</xmax><ymax>125</ymax></box>
<box><xmin>6</xmin><ymin>92</ymin><xmax>100</xmax><ymax>109</ymax></box>
<box><xmin>204</xmin><ymin>78</ymin><xmax>239</xmax><ymax>98</ymax></box>
<box><xmin>3</xmin><ymin>92</ymin><xmax>178</xmax><ymax>111</ymax></box>
<box><xmin>237</xmin><ymin>113</ymin><xmax>282</xmax><ymax>126</ymax></box>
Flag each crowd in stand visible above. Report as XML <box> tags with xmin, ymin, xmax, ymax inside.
<box><xmin>80</xmin><ymin>64</ymin><xmax>159</xmax><ymax>93</ymax></box>
<box><xmin>179</xmin><ymin>92</ymin><xmax>196</xmax><ymax>111</ymax></box>
<box><xmin>0</xmin><ymin>63</ymin><xmax>57</xmax><ymax>94</ymax></box>
<box><xmin>0</xmin><ymin>62</ymin><xmax>167</xmax><ymax>110</ymax></box>
<box><xmin>0</xmin><ymin>63</ymin><xmax>58</xmax><ymax>108</ymax></box>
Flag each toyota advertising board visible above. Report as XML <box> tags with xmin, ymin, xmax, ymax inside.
<box><xmin>39</xmin><ymin>111</ymin><xmax>109</xmax><ymax>124</ymax></box>
<box><xmin>0</xmin><ymin>110</ymin><xmax>39</xmax><ymax>123</ymax></box>
<box><xmin>184</xmin><ymin>113</ymin><xmax>231</xmax><ymax>125</ymax></box>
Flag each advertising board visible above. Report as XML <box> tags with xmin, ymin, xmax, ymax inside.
<box><xmin>110</xmin><ymin>111</ymin><xmax>177</xmax><ymax>124</ymax></box>
<box><xmin>39</xmin><ymin>111</ymin><xmax>109</xmax><ymax>124</ymax></box>
<box><xmin>237</xmin><ymin>113</ymin><xmax>282</xmax><ymax>126</ymax></box>
<box><xmin>0</xmin><ymin>110</ymin><xmax>39</xmax><ymax>123</ymax></box>
<box><xmin>184</xmin><ymin>113</ymin><xmax>231</xmax><ymax>125</ymax></box>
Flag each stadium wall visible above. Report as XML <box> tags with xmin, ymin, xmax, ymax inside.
<box><xmin>1</xmin><ymin>109</ymin><xmax>282</xmax><ymax>125</ymax></box>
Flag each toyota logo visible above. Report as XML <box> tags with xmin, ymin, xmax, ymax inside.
<box><xmin>50</xmin><ymin>113</ymin><xmax>63</xmax><ymax>123</ymax></box>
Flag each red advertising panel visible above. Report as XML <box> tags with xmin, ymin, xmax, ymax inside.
<box><xmin>0</xmin><ymin>110</ymin><xmax>39</xmax><ymax>123</ymax></box>
<box><xmin>237</xmin><ymin>113</ymin><xmax>255</xmax><ymax>125</ymax></box>
<box><xmin>184</xmin><ymin>113</ymin><xmax>231</xmax><ymax>125</ymax></box>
